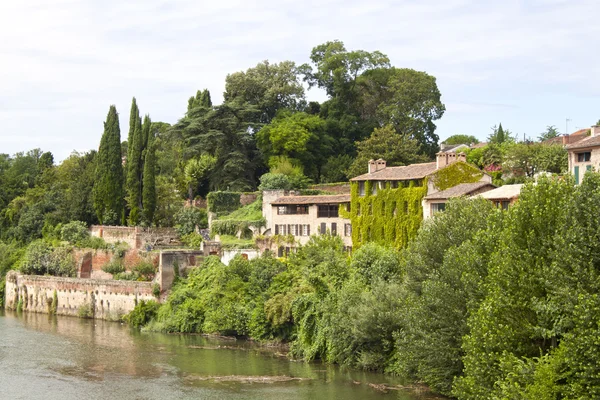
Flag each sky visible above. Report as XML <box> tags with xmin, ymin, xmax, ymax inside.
<box><xmin>1</xmin><ymin>0</ymin><xmax>599</xmax><ymax>161</ymax></box>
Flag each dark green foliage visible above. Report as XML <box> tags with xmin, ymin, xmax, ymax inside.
<box><xmin>94</xmin><ymin>105</ymin><xmax>124</xmax><ymax>225</ymax></box>
<box><xmin>126</xmin><ymin>115</ymin><xmax>144</xmax><ymax>225</ymax></box>
<box><xmin>142</xmin><ymin>128</ymin><xmax>157</xmax><ymax>225</ymax></box>
<box><xmin>132</xmin><ymin>261</ymin><xmax>156</xmax><ymax>281</ymax></box>
<box><xmin>206</xmin><ymin>191</ymin><xmax>241</xmax><ymax>214</ymax></box>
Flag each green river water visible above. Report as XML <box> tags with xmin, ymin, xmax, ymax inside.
<box><xmin>0</xmin><ymin>311</ymin><xmax>441</xmax><ymax>400</ymax></box>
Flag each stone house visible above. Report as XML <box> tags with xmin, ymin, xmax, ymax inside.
<box><xmin>262</xmin><ymin>193</ymin><xmax>353</xmax><ymax>253</ymax></box>
<box><xmin>566</xmin><ymin>125</ymin><xmax>600</xmax><ymax>184</ymax></box>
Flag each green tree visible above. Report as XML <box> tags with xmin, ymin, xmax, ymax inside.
<box><xmin>142</xmin><ymin>128</ymin><xmax>157</xmax><ymax>225</ymax></box>
<box><xmin>347</xmin><ymin>125</ymin><xmax>428</xmax><ymax>178</ymax></box>
<box><xmin>127</xmin><ymin>97</ymin><xmax>139</xmax><ymax>162</ymax></box>
<box><xmin>126</xmin><ymin>114</ymin><xmax>143</xmax><ymax>224</ymax></box>
<box><xmin>187</xmin><ymin>89</ymin><xmax>212</xmax><ymax>112</ymax></box>
<box><xmin>256</xmin><ymin>112</ymin><xmax>333</xmax><ymax>181</ymax></box>
<box><xmin>538</xmin><ymin>125</ymin><xmax>560</xmax><ymax>141</ymax></box>
<box><xmin>225</xmin><ymin>60</ymin><xmax>305</xmax><ymax>124</ymax></box>
<box><xmin>443</xmin><ymin>134</ymin><xmax>479</xmax><ymax>145</ymax></box>
<box><xmin>488</xmin><ymin>123</ymin><xmax>514</xmax><ymax>144</ymax></box>
<box><xmin>359</xmin><ymin>68</ymin><xmax>446</xmax><ymax>158</ymax></box>
<box><xmin>93</xmin><ymin>105</ymin><xmax>124</xmax><ymax>225</ymax></box>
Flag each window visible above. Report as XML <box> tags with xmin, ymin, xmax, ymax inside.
<box><xmin>277</xmin><ymin>205</ymin><xmax>308</xmax><ymax>215</ymax></box>
<box><xmin>289</xmin><ymin>224</ymin><xmax>299</xmax><ymax>236</ymax></box>
<box><xmin>577</xmin><ymin>152</ymin><xmax>591</xmax><ymax>162</ymax></box>
<box><xmin>359</xmin><ymin>182</ymin><xmax>365</xmax><ymax>196</ymax></box>
<box><xmin>317</xmin><ymin>205</ymin><xmax>339</xmax><ymax>218</ymax></box>
<box><xmin>381</xmin><ymin>201</ymin><xmax>386</xmax><ymax>216</ymax></box>
<box><xmin>320</xmin><ymin>223</ymin><xmax>327</xmax><ymax>234</ymax></box>
<box><xmin>301</xmin><ymin>224</ymin><xmax>310</xmax><ymax>236</ymax></box>
<box><xmin>431</xmin><ymin>203</ymin><xmax>446</xmax><ymax>214</ymax></box>
<box><xmin>344</xmin><ymin>223</ymin><xmax>352</xmax><ymax>236</ymax></box>
<box><xmin>501</xmin><ymin>201</ymin><xmax>510</xmax><ymax>210</ymax></box>
<box><xmin>274</xmin><ymin>224</ymin><xmax>288</xmax><ymax>235</ymax></box>
<box><xmin>331</xmin><ymin>223</ymin><xmax>337</xmax><ymax>236</ymax></box>
<box><xmin>403</xmin><ymin>201</ymin><xmax>408</xmax><ymax>214</ymax></box>
<box><xmin>391</xmin><ymin>181</ymin><xmax>398</xmax><ymax>189</ymax></box>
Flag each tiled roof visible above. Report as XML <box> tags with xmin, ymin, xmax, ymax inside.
<box><xmin>566</xmin><ymin>134</ymin><xmax>600</xmax><ymax>150</ymax></box>
<box><xmin>424</xmin><ymin>182</ymin><xmax>495</xmax><ymax>200</ymax></box>
<box><xmin>271</xmin><ymin>194</ymin><xmax>350</xmax><ymax>205</ymax></box>
<box><xmin>350</xmin><ymin>162</ymin><xmax>437</xmax><ymax>181</ymax></box>
<box><xmin>441</xmin><ymin>144</ymin><xmax>469</xmax><ymax>152</ymax></box>
<box><xmin>474</xmin><ymin>184</ymin><xmax>523</xmax><ymax>200</ymax></box>
<box><xmin>543</xmin><ymin>129</ymin><xmax>589</xmax><ymax>146</ymax></box>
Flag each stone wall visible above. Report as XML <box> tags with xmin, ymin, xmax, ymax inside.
<box><xmin>90</xmin><ymin>225</ymin><xmax>179</xmax><ymax>250</ymax></box>
<box><xmin>74</xmin><ymin>249</ymin><xmax>156</xmax><ymax>279</ymax></box>
<box><xmin>5</xmin><ymin>271</ymin><xmax>155</xmax><ymax>320</ymax></box>
<box><xmin>158</xmin><ymin>250</ymin><xmax>204</xmax><ymax>291</ymax></box>
<box><xmin>240</xmin><ymin>192</ymin><xmax>259</xmax><ymax>206</ymax></box>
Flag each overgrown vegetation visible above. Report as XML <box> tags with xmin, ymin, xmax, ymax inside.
<box><xmin>125</xmin><ymin>174</ymin><xmax>600</xmax><ymax>398</ymax></box>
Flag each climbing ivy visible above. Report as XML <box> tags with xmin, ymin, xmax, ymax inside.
<box><xmin>343</xmin><ymin>162</ymin><xmax>485</xmax><ymax>250</ymax></box>
<box><xmin>342</xmin><ymin>180</ymin><xmax>428</xmax><ymax>250</ymax></box>
<box><xmin>431</xmin><ymin>161</ymin><xmax>483</xmax><ymax>191</ymax></box>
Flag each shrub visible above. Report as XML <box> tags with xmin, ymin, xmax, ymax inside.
<box><xmin>174</xmin><ymin>207</ymin><xmax>208</xmax><ymax>236</ymax></box>
<box><xmin>132</xmin><ymin>261</ymin><xmax>156</xmax><ymax>281</ymax></box>
<box><xmin>60</xmin><ymin>221</ymin><xmax>89</xmax><ymax>244</ymax></box>
<box><xmin>78</xmin><ymin>303</ymin><xmax>94</xmax><ymax>318</ymax></box>
<box><xmin>20</xmin><ymin>241</ymin><xmax>75</xmax><ymax>277</ymax></box>
<box><xmin>180</xmin><ymin>232</ymin><xmax>203</xmax><ymax>248</ymax></box>
<box><xmin>125</xmin><ymin>300</ymin><xmax>160</xmax><ymax>328</ymax></box>
<box><xmin>102</xmin><ymin>261</ymin><xmax>125</xmax><ymax>275</ymax></box>
<box><xmin>152</xmin><ymin>283</ymin><xmax>161</xmax><ymax>298</ymax></box>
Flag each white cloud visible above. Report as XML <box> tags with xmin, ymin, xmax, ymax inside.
<box><xmin>0</xmin><ymin>0</ymin><xmax>599</xmax><ymax>159</ymax></box>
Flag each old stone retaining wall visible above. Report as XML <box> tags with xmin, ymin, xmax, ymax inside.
<box><xmin>5</xmin><ymin>271</ymin><xmax>155</xmax><ymax>320</ymax></box>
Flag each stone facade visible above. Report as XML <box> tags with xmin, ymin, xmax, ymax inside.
<box><xmin>157</xmin><ymin>250</ymin><xmax>204</xmax><ymax>291</ymax></box>
<box><xmin>5</xmin><ymin>271</ymin><xmax>155</xmax><ymax>320</ymax></box>
<box><xmin>90</xmin><ymin>225</ymin><xmax>179</xmax><ymax>250</ymax></box>
<box><xmin>566</xmin><ymin>126</ymin><xmax>600</xmax><ymax>185</ymax></box>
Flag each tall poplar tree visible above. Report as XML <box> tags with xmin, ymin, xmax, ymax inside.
<box><xmin>93</xmin><ymin>105</ymin><xmax>124</xmax><ymax>225</ymax></box>
<box><xmin>142</xmin><ymin>122</ymin><xmax>156</xmax><ymax>225</ymax></box>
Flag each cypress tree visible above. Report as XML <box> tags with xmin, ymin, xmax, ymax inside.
<box><xmin>127</xmin><ymin>97</ymin><xmax>139</xmax><ymax>162</ymax></box>
<box><xmin>141</xmin><ymin>114</ymin><xmax>151</xmax><ymax>153</ymax></box>
<box><xmin>93</xmin><ymin>105</ymin><xmax>124</xmax><ymax>225</ymax></box>
<box><xmin>142</xmin><ymin>122</ymin><xmax>156</xmax><ymax>226</ymax></box>
<box><xmin>126</xmin><ymin>116</ymin><xmax>143</xmax><ymax>225</ymax></box>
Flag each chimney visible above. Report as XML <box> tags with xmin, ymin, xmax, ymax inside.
<box><xmin>376</xmin><ymin>159</ymin><xmax>386</xmax><ymax>171</ymax></box>
<box><xmin>457</xmin><ymin>152</ymin><xmax>466</xmax><ymax>163</ymax></box>
<box><xmin>562</xmin><ymin>134</ymin><xmax>569</xmax><ymax>145</ymax></box>
<box><xmin>436</xmin><ymin>152</ymin><xmax>448</xmax><ymax>169</ymax></box>
<box><xmin>368</xmin><ymin>159</ymin><xmax>376</xmax><ymax>174</ymax></box>
<box><xmin>591</xmin><ymin>125</ymin><xmax>600</xmax><ymax>137</ymax></box>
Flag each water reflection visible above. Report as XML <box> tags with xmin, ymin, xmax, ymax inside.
<box><xmin>0</xmin><ymin>311</ymin><xmax>442</xmax><ymax>400</ymax></box>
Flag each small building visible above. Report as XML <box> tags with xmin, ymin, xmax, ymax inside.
<box><xmin>566</xmin><ymin>126</ymin><xmax>600</xmax><ymax>185</ymax></box>
<box><xmin>266</xmin><ymin>194</ymin><xmax>352</xmax><ymax>250</ymax></box>
<box><xmin>423</xmin><ymin>182</ymin><xmax>496</xmax><ymax>218</ymax></box>
<box><xmin>543</xmin><ymin>128</ymin><xmax>589</xmax><ymax>146</ymax></box>
<box><xmin>473</xmin><ymin>184</ymin><xmax>524</xmax><ymax>209</ymax></box>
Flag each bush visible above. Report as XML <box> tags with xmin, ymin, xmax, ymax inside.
<box><xmin>152</xmin><ymin>283</ymin><xmax>161</xmax><ymax>298</ymax></box>
<box><xmin>125</xmin><ymin>300</ymin><xmax>160</xmax><ymax>328</ymax></box>
<box><xmin>174</xmin><ymin>207</ymin><xmax>208</xmax><ymax>236</ymax></box>
<box><xmin>102</xmin><ymin>261</ymin><xmax>125</xmax><ymax>275</ymax></box>
<box><xmin>132</xmin><ymin>261</ymin><xmax>156</xmax><ymax>281</ymax></box>
<box><xmin>60</xmin><ymin>221</ymin><xmax>89</xmax><ymax>244</ymax></box>
<box><xmin>258</xmin><ymin>173</ymin><xmax>293</xmax><ymax>190</ymax></box>
<box><xmin>180</xmin><ymin>232</ymin><xmax>203</xmax><ymax>248</ymax></box>
<box><xmin>20</xmin><ymin>241</ymin><xmax>75</xmax><ymax>277</ymax></box>
<box><xmin>78</xmin><ymin>303</ymin><xmax>94</xmax><ymax>318</ymax></box>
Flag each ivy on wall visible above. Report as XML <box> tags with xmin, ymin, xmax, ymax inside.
<box><xmin>211</xmin><ymin>219</ymin><xmax>265</xmax><ymax>238</ymax></box>
<box><xmin>207</xmin><ymin>191</ymin><xmax>241</xmax><ymax>215</ymax></box>
<box><xmin>341</xmin><ymin>180</ymin><xmax>427</xmax><ymax>250</ymax></box>
<box><xmin>343</xmin><ymin>162</ymin><xmax>485</xmax><ymax>250</ymax></box>
<box><xmin>431</xmin><ymin>161</ymin><xmax>483</xmax><ymax>191</ymax></box>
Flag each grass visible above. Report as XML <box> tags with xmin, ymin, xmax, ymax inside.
<box><xmin>218</xmin><ymin>235</ymin><xmax>256</xmax><ymax>249</ymax></box>
<box><xmin>217</xmin><ymin>198</ymin><xmax>263</xmax><ymax>222</ymax></box>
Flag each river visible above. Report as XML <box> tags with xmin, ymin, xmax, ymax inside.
<box><xmin>0</xmin><ymin>311</ymin><xmax>440</xmax><ymax>400</ymax></box>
